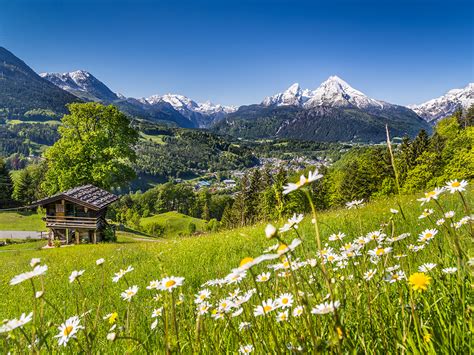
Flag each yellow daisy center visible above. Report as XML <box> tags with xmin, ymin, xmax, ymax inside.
<box><xmin>282</xmin><ymin>298</ymin><xmax>289</xmax><ymax>304</ymax></box>
<box><xmin>426</xmin><ymin>191</ymin><xmax>436</xmax><ymax>198</ymax></box>
<box><xmin>277</xmin><ymin>244</ymin><xmax>288</xmax><ymax>253</ymax></box>
<box><xmin>263</xmin><ymin>305</ymin><xmax>272</xmax><ymax>313</ymax></box>
<box><xmin>165</xmin><ymin>280</ymin><xmax>176</xmax><ymax>288</ymax></box>
<box><xmin>239</xmin><ymin>257</ymin><xmax>254</xmax><ymax>267</ymax></box>
<box><xmin>451</xmin><ymin>181</ymin><xmax>460</xmax><ymax>187</ymax></box>
<box><xmin>376</xmin><ymin>248</ymin><xmax>385</xmax><ymax>256</ymax></box>
<box><xmin>64</xmin><ymin>325</ymin><xmax>74</xmax><ymax>336</ymax></box>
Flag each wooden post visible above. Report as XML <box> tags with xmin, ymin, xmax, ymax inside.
<box><xmin>66</xmin><ymin>228</ymin><xmax>69</xmax><ymax>245</ymax></box>
<box><xmin>75</xmin><ymin>230</ymin><xmax>79</xmax><ymax>244</ymax></box>
<box><xmin>93</xmin><ymin>230</ymin><xmax>97</xmax><ymax>244</ymax></box>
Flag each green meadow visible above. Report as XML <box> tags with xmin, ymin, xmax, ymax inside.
<box><xmin>0</xmin><ymin>186</ymin><xmax>471</xmax><ymax>353</ymax></box>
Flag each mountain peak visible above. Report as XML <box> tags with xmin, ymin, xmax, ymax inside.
<box><xmin>262</xmin><ymin>76</ymin><xmax>386</xmax><ymax>110</ymax></box>
<box><xmin>40</xmin><ymin>70</ymin><xmax>118</xmax><ymax>102</ymax></box>
<box><xmin>285</xmin><ymin>83</ymin><xmax>301</xmax><ymax>94</ymax></box>
<box><xmin>409</xmin><ymin>82</ymin><xmax>474</xmax><ymax>122</ymax></box>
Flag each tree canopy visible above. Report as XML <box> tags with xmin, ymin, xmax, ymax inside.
<box><xmin>42</xmin><ymin>103</ymin><xmax>139</xmax><ymax>194</ymax></box>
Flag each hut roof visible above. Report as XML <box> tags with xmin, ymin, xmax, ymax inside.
<box><xmin>32</xmin><ymin>184</ymin><xmax>118</xmax><ymax>210</ymax></box>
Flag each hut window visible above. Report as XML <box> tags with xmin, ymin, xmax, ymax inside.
<box><xmin>55</xmin><ymin>204</ymin><xmax>65</xmax><ymax>213</ymax></box>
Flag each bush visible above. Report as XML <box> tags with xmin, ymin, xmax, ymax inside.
<box><xmin>102</xmin><ymin>226</ymin><xmax>117</xmax><ymax>242</ymax></box>
<box><xmin>145</xmin><ymin>223</ymin><xmax>165</xmax><ymax>237</ymax></box>
<box><xmin>188</xmin><ymin>222</ymin><xmax>197</xmax><ymax>235</ymax></box>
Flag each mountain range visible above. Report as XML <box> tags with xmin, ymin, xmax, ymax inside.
<box><xmin>409</xmin><ymin>83</ymin><xmax>474</xmax><ymax>122</ymax></box>
<box><xmin>40</xmin><ymin>70</ymin><xmax>236</xmax><ymax>128</ymax></box>
<box><xmin>0</xmin><ymin>46</ymin><xmax>472</xmax><ymax>142</ymax></box>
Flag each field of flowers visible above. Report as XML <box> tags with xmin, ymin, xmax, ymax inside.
<box><xmin>0</xmin><ymin>173</ymin><xmax>472</xmax><ymax>354</ymax></box>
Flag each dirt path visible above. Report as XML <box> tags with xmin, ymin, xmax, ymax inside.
<box><xmin>0</xmin><ymin>231</ymin><xmax>46</xmax><ymax>240</ymax></box>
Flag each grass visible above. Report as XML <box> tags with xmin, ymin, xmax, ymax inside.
<box><xmin>140</xmin><ymin>211</ymin><xmax>207</xmax><ymax>237</ymax></box>
<box><xmin>139</xmin><ymin>132</ymin><xmax>165</xmax><ymax>145</ymax></box>
<box><xmin>0</xmin><ymin>211</ymin><xmax>46</xmax><ymax>231</ymax></box>
<box><xmin>0</xmin><ymin>187</ymin><xmax>471</xmax><ymax>353</ymax></box>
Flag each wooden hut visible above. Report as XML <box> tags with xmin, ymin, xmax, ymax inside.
<box><xmin>32</xmin><ymin>185</ymin><xmax>118</xmax><ymax>244</ymax></box>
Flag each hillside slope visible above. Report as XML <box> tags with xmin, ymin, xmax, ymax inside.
<box><xmin>0</xmin><ymin>47</ymin><xmax>79</xmax><ymax>120</ymax></box>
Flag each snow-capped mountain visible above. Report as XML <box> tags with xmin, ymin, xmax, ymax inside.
<box><xmin>40</xmin><ymin>70</ymin><xmax>119</xmax><ymax>102</ymax></box>
<box><xmin>408</xmin><ymin>83</ymin><xmax>474</xmax><ymax>122</ymax></box>
<box><xmin>305</xmin><ymin>76</ymin><xmax>386</xmax><ymax>109</ymax></box>
<box><xmin>262</xmin><ymin>76</ymin><xmax>387</xmax><ymax>110</ymax></box>
<box><xmin>262</xmin><ymin>83</ymin><xmax>314</xmax><ymax>107</ymax></box>
<box><xmin>142</xmin><ymin>93</ymin><xmax>237</xmax><ymax>127</ymax></box>
<box><xmin>41</xmin><ymin>70</ymin><xmax>236</xmax><ymax>127</ymax></box>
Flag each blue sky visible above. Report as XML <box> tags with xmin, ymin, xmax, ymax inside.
<box><xmin>0</xmin><ymin>0</ymin><xmax>472</xmax><ymax>106</ymax></box>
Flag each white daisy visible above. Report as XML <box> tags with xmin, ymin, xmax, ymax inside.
<box><xmin>329</xmin><ymin>232</ymin><xmax>346</xmax><ymax>241</ymax></box>
<box><xmin>69</xmin><ymin>270</ymin><xmax>85</xmax><ymax>283</ymax></box>
<box><xmin>194</xmin><ymin>289</ymin><xmax>211</xmax><ymax>304</ymax></box>
<box><xmin>239</xmin><ymin>322</ymin><xmax>251</xmax><ymax>331</ymax></box>
<box><xmin>121</xmin><ymin>285</ymin><xmax>139</xmax><ymax>302</ymax></box>
<box><xmin>276</xmin><ymin>293</ymin><xmax>294</xmax><ymax>309</ymax></box>
<box><xmin>54</xmin><ymin>316</ymin><xmax>84</xmax><ymax>346</ymax></box>
<box><xmin>363</xmin><ymin>269</ymin><xmax>376</xmax><ymax>281</ymax></box>
<box><xmin>346</xmin><ymin>199</ymin><xmax>364</xmax><ymax>209</ymax></box>
<box><xmin>282</xmin><ymin>169</ymin><xmax>323</xmax><ymax>195</ymax></box>
<box><xmin>417</xmin><ymin>187</ymin><xmax>444</xmax><ymax>205</ymax></box>
<box><xmin>311</xmin><ymin>300</ymin><xmax>340</xmax><ymax>315</ymax></box>
<box><xmin>418</xmin><ymin>208</ymin><xmax>434</xmax><ymax>219</ymax></box>
<box><xmin>265</xmin><ymin>224</ymin><xmax>277</xmax><ymax>239</ymax></box>
<box><xmin>436</xmin><ymin>218</ymin><xmax>446</xmax><ymax>226</ymax></box>
<box><xmin>0</xmin><ymin>312</ymin><xmax>33</xmax><ymax>333</ymax></box>
<box><xmin>197</xmin><ymin>302</ymin><xmax>210</xmax><ymax>315</ymax></box>
<box><xmin>368</xmin><ymin>246</ymin><xmax>392</xmax><ymax>257</ymax></box>
<box><xmin>30</xmin><ymin>258</ymin><xmax>41</xmax><ymax>268</ymax></box>
<box><xmin>254</xmin><ymin>299</ymin><xmax>278</xmax><ymax>316</ymax></box>
<box><xmin>385</xmin><ymin>271</ymin><xmax>406</xmax><ymax>283</ymax></box>
<box><xmin>445</xmin><ymin>179</ymin><xmax>468</xmax><ymax>194</ymax></box>
<box><xmin>418</xmin><ymin>229</ymin><xmax>438</xmax><ymax>243</ymax></box>
<box><xmin>112</xmin><ymin>265</ymin><xmax>134</xmax><ymax>283</ymax></box>
<box><xmin>146</xmin><ymin>280</ymin><xmax>161</xmax><ymax>290</ymax></box>
<box><xmin>444</xmin><ymin>211</ymin><xmax>455</xmax><ymax>218</ymax></box>
<box><xmin>442</xmin><ymin>267</ymin><xmax>457</xmax><ymax>274</ymax></box>
<box><xmin>292</xmin><ymin>306</ymin><xmax>304</xmax><ymax>317</ymax></box>
<box><xmin>158</xmin><ymin>276</ymin><xmax>184</xmax><ymax>292</ymax></box>
<box><xmin>96</xmin><ymin>258</ymin><xmax>105</xmax><ymax>266</ymax></box>
<box><xmin>276</xmin><ymin>310</ymin><xmax>289</xmax><ymax>322</ymax></box>
<box><xmin>256</xmin><ymin>272</ymin><xmax>271</xmax><ymax>283</ymax></box>
<box><xmin>151</xmin><ymin>307</ymin><xmax>163</xmax><ymax>318</ymax></box>
<box><xmin>10</xmin><ymin>265</ymin><xmax>48</xmax><ymax>286</ymax></box>
<box><xmin>418</xmin><ymin>263</ymin><xmax>437</xmax><ymax>272</ymax></box>
<box><xmin>239</xmin><ymin>344</ymin><xmax>254</xmax><ymax>354</ymax></box>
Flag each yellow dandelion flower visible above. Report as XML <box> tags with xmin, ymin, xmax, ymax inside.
<box><xmin>408</xmin><ymin>272</ymin><xmax>431</xmax><ymax>292</ymax></box>
<box><xmin>423</xmin><ymin>333</ymin><xmax>432</xmax><ymax>343</ymax></box>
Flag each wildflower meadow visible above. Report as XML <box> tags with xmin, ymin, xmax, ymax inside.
<box><xmin>0</xmin><ymin>174</ymin><xmax>472</xmax><ymax>353</ymax></box>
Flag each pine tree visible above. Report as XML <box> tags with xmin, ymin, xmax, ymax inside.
<box><xmin>220</xmin><ymin>203</ymin><xmax>234</xmax><ymax>229</ymax></box>
<box><xmin>12</xmin><ymin>168</ymin><xmax>35</xmax><ymax>204</ymax></box>
<box><xmin>0</xmin><ymin>159</ymin><xmax>13</xmax><ymax>208</ymax></box>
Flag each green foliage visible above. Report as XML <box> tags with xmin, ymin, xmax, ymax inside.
<box><xmin>42</xmin><ymin>103</ymin><xmax>139</xmax><ymax>194</ymax></box>
<box><xmin>132</xmin><ymin>123</ymin><xmax>257</xmax><ymax>186</ymax></box>
<box><xmin>0</xmin><ymin>158</ymin><xmax>14</xmax><ymax>207</ymax></box>
<box><xmin>139</xmin><ymin>211</ymin><xmax>206</xmax><ymax>237</ymax></box>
